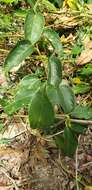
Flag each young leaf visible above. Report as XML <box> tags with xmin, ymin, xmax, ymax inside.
<box><xmin>4</xmin><ymin>40</ymin><xmax>34</xmax><ymax>74</ymax></box>
<box><xmin>71</xmin><ymin>105</ymin><xmax>92</xmax><ymax>119</ymax></box>
<box><xmin>48</xmin><ymin>55</ymin><xmax>62</xmax><ymax>87</ymax></box>
<box><xmin>29</xmin><ymin>88</ymin><xmax>54</xmax><ymax>129</ymax></box>
<box><xmin>25</xmin><ymin>10</ymin><xmax>45</xmax><ymax>45</ymax></box>
<box><xmin>43</xmin><ymin>28</ymin><xmax>63</xmax><ymax>57</ymax></box>
<box><xmin>58</xmin><ymin>84</ymin><xmax>75</xmax><ymax>113</ymax></box>
<box><xmin>55</xmin><ymin>127</ymin><xmax>78</xmax><ymax>157</ymax></box>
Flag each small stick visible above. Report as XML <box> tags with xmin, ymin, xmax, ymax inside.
<box><xmin>0</xmin><ymin>167</ymin><xmax>19</xmax><ymax>190</ymax></box>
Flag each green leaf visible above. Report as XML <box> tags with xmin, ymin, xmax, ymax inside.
<box><xmin>58</xmin><ymin>84</ymin><xmax>75</xmax><ymax>113</ymax></box>
<box><xmin>71</xmin><ymin>105</ymin><xmax>92</xmax><ymax>119</ymax></box>
<box><xmin>48</xmin><ymin>55</ymin><xmax>62</xmax><ymax>87</ymax></box>
<box><xmin>71</xmin><ymin>123</ymin><xmax>88</xmax><ymax>134</ymax></box>
<box><xmin>4</xmin><ymin>75</ymin><xmax>41</xmax><ymax>115</ymax></box>
<box><xmin>46</xmin><ymin>84</ymin><xmax>60</xmax><ymax>106</ymax></box>
<box><xmin>71</xmin><ymin>45</ymin><xmax>82</xmax><ymax>56</ymax></box>
<box><xmin>13</xmin><ymin>9</ymin><xmax>28</xmax><ymax>18</ymax></box>
<box><xmin>0</xmin><ymin>0</ymin><xmax>17</xmax><ymax>3</ymax></box>
<box><xmin>42</xmin><ymin>0</ymin><xmax>57</xmax><ymax>11</ymax></box>
<box><xmin>80</xmin><ymin>64</ymin><xmax>92</xmax><ymax>76</ymax></box>
<box><xmin>25</xmin><ymin>10</ymin><xmax>45</xmax><ymax>45</ymax></box>
<box><xmin>4</xmin><ymin>40</ymin><xmax>34</xmax><ymax>74</ymax></box>
<box><xmin>43</xmin><ymin>28</ymin><xmax>63</xmax><ymax>57</ymax></box>
<box><xmin>55</xmin><ymin>127</ymin><xmax>78</xmax><ymax>157</ymax></box>
<box><xmin>73</xmin><ymin>84</ymin><xmax>90</xmax><ymax>94</ymax></box>
<box><xmin>29</xmin><ymin>88</ymin><xmax>55</xmax><ymax>129</ymax></box>
<box><xmin>15</xmin><ymin>75</ymin><xmax>41</xmax><ymax>105</ymax></box>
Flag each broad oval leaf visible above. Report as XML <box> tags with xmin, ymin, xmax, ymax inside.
<box><xmin>46</xmin><ymin>84</ymin><xmax>60</xmax><ymax>106</ymax></box>
<box><xmin>4</xmin><ymin>40</ymin><xmax>34</xmax><ymax>74</ymax></box>
<box><xmin>58</xmin><ymin>84</ymin><xmax>75</xmax><ymax>113</ymax></box>
<box><xmin>55</xmin><ymin>127</ymin><xmax>78</xmax><ymax>157</ymax></box>
<box><xmin>43</xmin><ymin>28</ymin><xmax>63</xmax><ymax>57</ymax></box>
<box><xmin>63</xmin><ymin>127</ymin><xmax>78</xmax><ymax>157</ymax></box>
<box><xmin>29</xmin><ymin>88</ymin><xmax>54</xmax><ymax>129</ymax></box>
<box><xmin>25</xmin><ymin>10</ymin><xmax>45</xmax><ymax>44</ymax></box>
<box><xmin>15</xmin><ymin>75</ymin><xmax>41</xmax><ymax>106</ymax></box>
<box><xmin>71</xmin><ymin>105</ymin><xmax>92</xmax><ymax>119</ymax></box>
<box><xmin>48</xmin><ymin>55</ymin><xmax>62</xmax><ymax>87</ymax></box>
<box><xmin>3</xmin><ymin>75</ymin><xmax>41</xmax><ymax>115</ymax></box>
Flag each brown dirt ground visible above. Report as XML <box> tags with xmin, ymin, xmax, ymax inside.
<box><xmin>0</xmin><ymin>122</ymin><xmax>92</xmax><ymax>190</ymax></box>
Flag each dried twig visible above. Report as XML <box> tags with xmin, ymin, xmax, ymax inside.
<box><xmin>0</xmin><ymin>166</ymin><xmax>19</xmax><ymax>190</ymax></box>
<box><xmin>75</xmin><ymin>136</ymin><xmax>81</xmax><ymax>190</ymax></box>
<box><xmin>47</xmin><ymin>130</ymin><xmax>64</xmax><ymax>139</ymax></box>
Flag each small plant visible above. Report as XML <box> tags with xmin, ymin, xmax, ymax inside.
<box><xmin>1</xmin><ymin>0</ymin><xmax>92</xmax><ymax>157</ymax></box>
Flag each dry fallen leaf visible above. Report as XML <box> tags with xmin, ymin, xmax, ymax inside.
<box><xmin>77</xmin><ymin>36</ymin><xmax>92</xmax><ymax>65</ymax></box>
<box><xmin>0</xmin><ymin>67</ymin><xmax>7</xmax><ymax>86</ymax></box>
<box><xmin>85</xmin><ymin>186</ymin><xmax>92</xmax><ymax>190</ymax></box>
<box><xmin>76</xmin><ymin>49</ymin><xmax>92</xmax><ymax>65</ymax></box>
<box><xmin>83</xmin><ymin>36</ymin><xmax>92</xmax><ymax>49</ymax></box>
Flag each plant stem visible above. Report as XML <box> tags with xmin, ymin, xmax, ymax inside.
<box><xmin>70</xmin><ymin>119</ymin><xmax>92</xmax><ymax>125</ymax></box>
<box><xmin>57</xmin><ymin>115</ymin><xmax>92</xmax><ymax>125</ymax></box>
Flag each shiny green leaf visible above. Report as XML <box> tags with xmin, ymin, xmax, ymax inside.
<box><xmin>4</xmin><ymin>40</ymin><xmax>34</xmax><ymax>74</ymax></box>
<box><xmin>46</xmin><ymin>84</ymin><xmax>60</xmax><ymax>106</ymax></box>
<box><xmin>55</xmin><ymin>127</ymin><xmax>78</xmax><ymax>157</ymax></box>
<box><xmin>58</xmin><ymin>84</ymin><xmax>75</xmax><ymax>113</ymax></box>
<box><xmin>48</xmin><ymin>55</ymin><xmax>62</xmax><ymax>87</ymax></box>
<box><xmin>29</xmin><ymin>88</ymin><xmax>54</xmax><ymax>129</ymax></box>
<box><xmin>25</xmin><ymin>10</ymin><xmax>45</xmax><ymax>44</ymax></box>
<box><xmin>71</xmin><ymin>105</ymin><xmax>92</xmax><ymax>119</ymax></box>
<box><xmin>43</xmin><ymin>28</ymin><xmax>63</xmax><ymax>57</ymax></box>
<box><xmin>4</xmin><ymin>75</ymin><xmax>41</xmax><ymax>115</ymax></box>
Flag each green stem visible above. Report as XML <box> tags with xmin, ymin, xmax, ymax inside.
<box><xmin>33</xmin><ymin>0</ymin><xmax>41</xmax><ymax>13</ymax></box>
